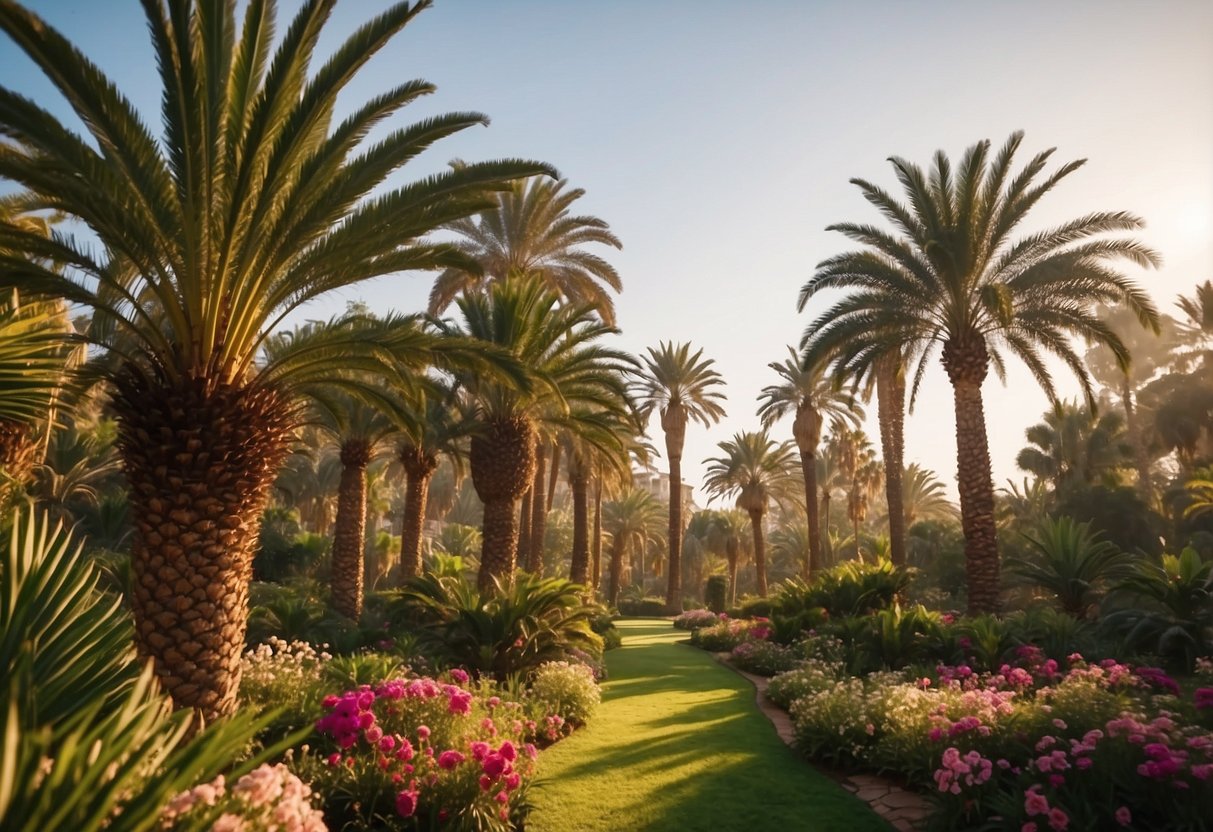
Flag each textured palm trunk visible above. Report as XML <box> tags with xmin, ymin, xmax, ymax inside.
<box><xmin>546</xmin><ymin>440</ymin><xmax>561</xmax><ymax>509</ymax></box>
<box><xmin>1120</xmin><ymin>378</ymin><xmax>1152</xmax><ymax>497</ymax></box>
<box><xmin>820</xmin><ymin>491</ymin><xmax>833</xmax><ymax>566</ymax></box>
<box><xmin>726</xmin><ymin>537</ymin><xmax>739</xmax><ymax>605</ymax></box>
<box><xmin>607</xmin><ymin>535</ymin><xmax>625</xmax><ymax>606</ymax></box>
<box><xmin>569</xmin><ymin>453</ymin><xmax>590</xmax><ymax>585</ymax></box>
<box><xmin>114</xmin><ymin>371</ymin><xmax>291</xmax><ymax>720</ymax></box>
<box><xmin>943</xmin><ymin>337</ymin><xmax>1001</xmax><ymax>614</ymax></box>
<box><xmin>397</xmin><ymin>445</ymin><xmax>437</xmax><ymax>582</ymax></box>
<box><xmin>876</xmin><ymin>356</ymin><xmax>908</xmax><ymax>566</ymax></box>
<box><xmin>749</xmin><ymin>508</ymin><xmax>768</xmax><ymax>596</ymax></box>
<box><xmin>471</xmin><ymin>415</ymin><xmax>536</xmax><ymax>592</ymax></box>
<box><xmin>792</xmin><ymin>402</ymin><xmax>824</xmax><ymax>581</ymax></box>
<box><xmin>527</xmin><ymin>443</ymin><xmax>548</xmax><ymax>573</ymax></box>
<box><xmin>518</xmin><ymin>486</ymin><xmax>533</xmax><ymax>567</ymax></box>
<box><xmin>590</xmin><ymin>477</ymin><xmax>603</xmax><ymax>590</ymax></box>
<box><xmin>662</xmin><ymin>408</ymin><xmax>687</xmax><ymax>613</ymax></box>
<box><xmin>0</xmin><ymin>418</ymin><xmax>38</xmax><ymax>506</ymax></box>
<box><xmin>331</xmin><ymin>439</ymin><xmax>370</xmax><ymax>620</ymax></box>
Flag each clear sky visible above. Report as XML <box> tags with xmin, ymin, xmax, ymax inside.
<box><xmin>4</xmin><ymin>1</ymin><xmax>1212</xmax><ymax>503</ymax></box>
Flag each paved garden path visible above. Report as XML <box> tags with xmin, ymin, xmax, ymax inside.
<box><xmin>527</xmin><ymin>619</ymin><xmax>893</xmax><ymax>832</ymax></box>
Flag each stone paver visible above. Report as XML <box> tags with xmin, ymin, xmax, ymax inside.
<box><xmin>716</xmin><ymin>655</ymin><xmax>932</xmax><ymax>831</ymax></box>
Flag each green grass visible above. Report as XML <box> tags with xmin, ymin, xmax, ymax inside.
<box><xmin>527</xmin><ymin>620</ymin><xmax>889</xmax><ymax>831</ymax></box>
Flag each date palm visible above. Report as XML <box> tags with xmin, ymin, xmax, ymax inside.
<box><xmin>703</xmin><ymin>430</ymin><xmax>797</xmax><ymax>596</ymax></box>
<box><xmin>602</xmin><ymin>487</ymin><xmax>664</xmax><ymax>606</ymax></box>
<box><xmin>564</xmin><ymin>407</ymin><xmax>637</xmax><ymax>586</ymax></box>
<box><xmin>1015</xmin><ymin>401</ymin><xmax>1132</xmax><ymax>493</ymax></box>
<box><xmin>800</xmin><ymin>132</ymin><xmax>1159</xmax><ymax>612</ymax></box>
<box><xmin>758</xmin><ymin>346</ymin><xmax>862</xmax><ymax>579</ymax></box>
<box><xmin>899</xmin><ymin>463</ymin><xmax>958</xmax><ymax>528</ymax></box>
<box><xmin>636</xmin><ymin>342</ymin><xmax>727</xmax><ymax>612</ymax></box>
<box><xmin>1174</xmin><ymin>280</ymin><xmax>1213</xmax><ymax>370</ymax></box>
<box><xmin>440</xmin><ymin>278</ymin><xmax>633</xmax><ymax>591</ymax></box>
<box><xmin>0</xmin><ymin>0</ymin><xmax>550</xmax><ymax>718</ymax></box>
<box><xmin>428</xmin><ymin>176</ymin><xmax>623</xmax><ymax>325</ymax></box>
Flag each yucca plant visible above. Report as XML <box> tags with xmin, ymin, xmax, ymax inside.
<box><xmin>0</xmin><ymin>509</ymin><xmax>280</xmax><ymax>832</ymax></box>
<box><xmin>0</xmin><ymin>0</ymin><xmax>550</xmax><ymax>718</ymax></box>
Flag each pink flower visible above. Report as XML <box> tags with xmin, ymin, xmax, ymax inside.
<box><xmin>1022</xmin><ymin>825</ymin><xmax>1038</xmax><ymax>832</ymax></box>
<box><xmin>1115</xmin><ymin>806</ymin><xmax>1131</xmax><ymax>826</ymax></box>
<box><xmin>379</xmin><ymin>735</ymin><xmax>396</xmax><ymax>753</ymax></box>
<box><xmin>437</xmin><ymin>750</ymin><xmax>465</xmax><ymax>770</ymax></box>
<box><xmin>498</xmin><ymin>741</ymin><xmax>517</xmax><ymax>762</ymax></box>
<box><xmin>482</xmin><ymin>753</ymin><xmax>508</xmax><ymax>778</ymax></box>
<box><xmin>505</xmin><ymin>771</ymin><xmax>521</xmax><ymax>790</ymax></box>
<box><xmin>417</xmin><ymin>725</ymin><xmax>431</xmax><ymax>740</ymax></box>
<box><xmin>471</xmin><ymin>741</ymin><xmax>491</xmax><ymax>761</ymax></box>
<box><xmin>495</xmin><ymin>790</ymin><xmax>509</xmax><ymax>804</ymax></box>
<box><xmin>395</xmin><ymin>789</ymin><xmax>418</xmax><ymax>818</ymax></box>
<box><xmin>1047</xmin><ymin>807</ymin><xmax>1068</xmax><ymax>831</ymax></box>
<box><xmin>450</xmin><ymin>668</ymin><xmax>470</xmax><ymax>684</ymax></box>
<box><xmin>479</xmin><ymin>774</ymin><xmax>493</xmax><ymax>792</ymax></box>
<box><xmin>396</xmin><ymin>739</ymin><xmax>415</xmax><ymax>761</ymax></box>
<box><xmin>365</xmin><ymin>725</ymin><xmax>383</xmax><ymax>744</ymax></box>
<box><xmin>1024</xmin><ymin>786</ymin><xmax>1050</xmax><ymax>817</ymax></box>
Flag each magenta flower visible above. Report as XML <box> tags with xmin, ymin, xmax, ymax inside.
<box><xmin>1024</xmin><ymin>786</ymin><xmax>1050</xmax><ymax>817</ymax></box>
<box><xmin>437</xmin><ymin>750</ymin><xmax>465</xmax><ymax>770</ymax></box>
<box><xmin>395</xmin><ymin>788</ymin><xmax>418</xmax><ymax>818</ymax></box>
<box><xmin>1114</xmin><ymin>806</ymin><xmax>1131</xmax><ymax>826</ymax></box>
<box><xmin>450</xmin><ymin>667</ymin><xmax>470</xmax><ymax>684</ymax></box>
<box><xmin>1047</xmin><ymin>807</ymin><xmax>1068</xmax><ymax>831</ymax></box>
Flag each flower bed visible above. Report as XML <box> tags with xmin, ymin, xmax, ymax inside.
<box><xmin>673</xmin><ymin>609</ymin><xmax>722</xmax><ymax>630</ymax></box>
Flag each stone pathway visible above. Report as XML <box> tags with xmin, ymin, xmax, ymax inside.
<box><xmin>717</xmin><ymin>656</ymin><xmax>932</xmax><ymax>832</ymax></box>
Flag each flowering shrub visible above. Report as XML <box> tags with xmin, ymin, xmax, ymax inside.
<box><xmin>299</xmin><ymin>673</ymin><xmax>541</xmax><ymax>830</ymax></box>
<box><xmin>240</xmin><ymin>637</ymin><xmax>332</xmax><ymax>739</ymax></box>
<box><xmin>729</xmin><ymin>640</ymin><xmax>800</xmax><ymax>677</ymax></box>
<box><xmin>530</xmin><ymin>661</ymin><xmax>601</xmax><ymax>726</ymax></box>
<box><xmin>673</xmin><ymin>609</ymin><xmax>721</xmax><ymax>630</ymax></box>
<box><xmin>161</xmin><ymin>763</ymin><xmax>327</xmax><ymax>831</ymax></box>
<box><xmin>766</xmin><ymin>661</ymin><xmax>844</xmax><ymax>710</ymax></box>
<box><xmin>690</xmin><ymin>618</ymin><xmax>763</xmax><ymax>652</ymax></box>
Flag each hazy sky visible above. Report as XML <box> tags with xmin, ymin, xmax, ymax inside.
<box><xmin>4</xmin><ymin>1</ymin><xmax>1212</xmax><ymax>503</ymax></box>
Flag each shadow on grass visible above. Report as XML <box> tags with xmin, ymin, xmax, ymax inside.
<box><xmin>527</xmin><ymin>620</ymin><xmax>889</xmax><ymax>832</ymax></box>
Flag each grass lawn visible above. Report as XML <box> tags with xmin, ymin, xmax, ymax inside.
<box><xmin>527</xmin><ymin>619</ymin><xmax>889</xmax><ymax>832</ymax></box>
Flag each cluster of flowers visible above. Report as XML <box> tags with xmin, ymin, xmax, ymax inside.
<box><xmin>689</xmin><ymin>617</ymin><xmax>768</xmax><ymax>652</ymax></box>
<box><xmin>306</xmin><ymin>669</ymin><xmax>551</xmax><ymax>830</ymax></box>
<box><xmin>729</xmin><ymin>639</ymin><xmax>800</xmax><ymax>677</ymax></box>
<box><xmin>673</xmin><ymin>609</ymin><xmax>723</xmax><ymax>630</ymax></box>
<box><xmin>160</xmin><ymin>763</ymin><xmax>327</xmax><ymax>832</ymax></box>
<box><xmin>530</xmin><ymin>661</ymin><xmax>600</xmax><ymax>727</ymax></box>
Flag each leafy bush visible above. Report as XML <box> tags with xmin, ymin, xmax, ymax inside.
<box><xmin>729</xmin><ymin>595</ymin><xmax>774</xmax><ymax>619</ymax></box>
<box><xmin>239</xmin><ymin>637</ymin><xmax>332</xmax><ymax>740</ymax></box>
<box><xmin>1104</xmin><ymin>547</ymin><xmax>1213</xmax><ymax>671</ymax></box>
<box><xmin>766</xmin><ymin>661</ymin><xmax>845</xmax><ymax>710</ymax></box>
<box><xmin>705</xmin><ymin>575</ymin><xmax>728</xmax><ymax>613</ymax></box>
<box><xmin>617</xmin><ymin>595</ymin><xmax>667</xmax><ymax>616</ymax></box>
<box><xmin>730</xmin><ymin>640</ymin><xmax>800</xmax><ymax>676</ymax></box>
<box><xmin>530</xmin><ymin>661</ymin><xmax>601</xmax><ymax>726</ymax></box>
<box><xmin>673</xmin><ymin>609</ymin><xmax>721</xmax><ymax>630</ymax></box>
<box><xmin>778</xmin><ymin>559</ymin><xmax>910</xmax><ymax>619</ymax></box>
<box><xmin>690</xmin><ymin>618</ymin><xmax>766</xmax><ymax>652</ymax></box>
<box><xmin>392</xmin><ymin>572</ymin><xmax>602</xmax><ymax>680</ymax></box>
<box><xmin>1005</xmin><ymin>517</ymin><xmax>1131</xmax><ymax>617</ymax></box>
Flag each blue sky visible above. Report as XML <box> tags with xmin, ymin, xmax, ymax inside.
<box><xmin>4</xmin><ymin>1</ymin><xmax>1212</xmax><ymax>502</ymax></box>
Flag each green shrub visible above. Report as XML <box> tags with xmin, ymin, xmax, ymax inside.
<box><xmin>705</xmin><ymin>575</ymin><xmax>728</xmax><ymax>612</ymax></box>
<box><xmin>530</xmin><ymin>661</ymin><xmax>601</xmax><ymax>726</ymax></box>
<box><xmin>729</xmin><ymin>595</ymin><xmax>774</xmax><ymax>618</ymax></box>
<box><xmin>690</xmin><ymin>618</ymin><xmax>762</xmax><ymax>652</ymax></box>
<box><xmin>1104</xmin><ymin>547</ymin><xmax>1213</xmax><ymax>671</ymax></box>
<box><xmin>779</xmin><ymin>559</ymin><xmax>911</xmax><ymax>619</ymax></box>
<box><xmin>730</xmin><ymin>640</ymin><xmax>800</xmax><ymax>676</ymax></box>
<box><xmin>617</xmin><ymin>595</ymin><xmax>667</xmax><ymax>616</ymax></box>
<box><xmin>1006</xmin><ymin>516</ymin><xmax>1131</xmax><ymax>617</ymax></box>
<box><xmin>766</xmin><ymin>660</ymin><xmax>845</xmax><ymax>710</ymax></box>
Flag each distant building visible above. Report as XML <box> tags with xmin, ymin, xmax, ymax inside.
<box><xmin>633</xmin><ymin>468</ymin><xmax>697</xmax><ymax>516</ymax></box>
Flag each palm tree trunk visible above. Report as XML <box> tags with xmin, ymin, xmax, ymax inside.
<box><xmin>1121</xmin><ymin>378</ymin><xmax>1152</xmax><ymax>497</ymax></box>
<box><xmin>665</xmin><ymin>446</ymin><xmax>686</xmax><ymax>613</ymax></box>
<box><xmin>527</xmin><ymin>443</ymin><xmax>548</xmax><ymax>573</ymax></box>
<box><xmin>332</xmin><ymin>439</ymin><xmax>371</xmax><ymax>620</ymax></box>
<box><xmin>799</xmin><ymin>449</ymin><xmax>823</xmax><ymax>580</ymax></box>
<box><xmin>607</xmin><ymin>535</ymin><xmax>625</xmax><ymax>605</ymax></box>
<box><xmin>820</xmin><ymin>491</ymin><xmax>833</xmax><ymax>566</ymax></box>
<box><xmin>749</xmin><ymin>509</ymin><xmax>768</xmax><ymax>596</ymax></box>
<box><xmin>547</xmin><ymin>439</ymin><xmax>561</xmax><ymax>508</ymax></box>
<box><xmin>591</xmin><ymin>476</ymin><xmax>603</xmax><ymax>590</ymax></box>
<box><xmin>726</xmin><ymin>537</ymin><xmax>739</xmax><ymax>605</ymax></box>
<box><xmin>518</xmin><ymin>486</ymin><xmax>533</xmax><ymax>566</ymax></box>
<box><xmin>472</xmin><ymin>415</ymin><xmax>537</xmax><ymax>592</ymax></box>
<box><xmin>877</xmin><ymin>357</ymin><xmax>908</xmax><ymax>566</ymax></box>
<box><xmin>114</xmin><ymin>372</ymin><xmax>292</xmax><ymax>721</ymax></box>
<box><xmin>397</xmin><ymin>446</ymin><xmax>437</xmax><ymax>582</ymax></box>
<box><xmin>569</xmin><ymin>462</ymin><xmax>590</xmax><ymax>585</ymax></box>
<box><xmin>943</xmin><ymin>338</ymin><xmax>1001</xmax><ymax>614</ymax></box>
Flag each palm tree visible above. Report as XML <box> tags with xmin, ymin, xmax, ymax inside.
<box><xmin>635</xmin><ymin>342</ymin><xmax>727</xmax><ymax>612</ymax></box>
<box><xmin>799</xmin><ymin>132</ymin><xmax>1159</xmax><ymax>613</ymax></box>
<box><xmin>440</xmin><ymin>278</ymin><xmax>633</xmax><ymax>591</ymax></box>
<box><xmin>758</xmin><ymin>346</ymin><xmax>861</xmax><ymax>579</ymax></box>
<box><xmin>899</xmin><ymin>463</ymin><xmax>959</xmax><ymax>528</ymax></box>
<box><xmin>274</xmin><ymin>439</ymin><xmax>342</xmax><ymax>536</ymax></box>
<box><xmin>702</xmin><ymin>430</ymin><xmax>797</xmax><ymax>596</ymax></box>
<box><xmin>1174</xmin><ymin>280</ymin><xmax>1213</xmax><ymax>370</ymax></box>
<box><xmin>602</xmin><ymin>487</ymin><xmax>664</xmax><ymax>605</ymax></box>
<box><xmin>1015</xmin><ymin>401</ymin><xmax>1132</xmax><ymax>494</ymax></box>
<box><xmin>427</xmin><ymin>176</ymin><xmax>624</xmax><ymax>325</ymax></box>
<box><xmin>816</xmin><ymin>431</ymin><xmax>850</xmax><ymax>566</ymax></box>
<box><xmin>564</xmin><ymin>408</ymin><xmax>637</xmax><ymax>586</ymax></box>
<box><xmin>872</xmin><ymin>352</ymin><xmax>908</xmax><ymax>566</ymax></box>
<box><xmin>847</xmin><ymin>459</ymin><xmax>884</xmax><ymax>561</ymax></box>
<box><xmin>0</xmin><ymin>0</ymin><xmax>550</xmax><ymax>718</ymax></box>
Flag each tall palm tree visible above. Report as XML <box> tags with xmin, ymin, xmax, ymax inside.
<box><xmin>847</xmin><ymin>459</ymin><xmax>884</xmax><ymax>561</ymax></box>
<box><xmin>702</xmin><ymin>430</ymin><xmax>797</xmax><ymax>596</ymax></box>
<box><xmin>816</xmin><ymin>430</ymin><xmax>850</xmax><ymax>566</ymax></box>
<box><xmin>564</xmin><ymin>407</ymin><xmax>637</xmax><ymax>586</ymax></box>
<box><xmin>1015</xmin><ymin>401</ymin><xmax>1132</xmax><ymax>493</ymax></box>
<box><xmin>428</xmin><ymin>176</ymin><xmax>624</xmax><ymax>324</ymax></box>
<box><xmin>440</xmin><ymin>278</ymin><xmax>633</xmax><ymax>591</ymax></box>
<box><xmin>602</xmin><ymin>487</ymin><xmax>664</xmax><ymax>606</ymax></box>
<box><xmin>0</xmin><ymin>0</ymin><xmax>550</xmax><ymax>718</ymax></box>
<box><xmin>799</xmin><ymin>132</ymin><xmax>1159</xmax><ymax>613</ymax></box>
<box><xmin>757</xmin><ymin>346</ymin><xmax>861</xmax><ymax>579</ymax></box>
<box><xmin>872</xmin><ymin>352</ymin><xmax>908</xmax><ymax>566</ymax></box>
<box><xmin>1174</xmin><ymin>280</ymin><xmax>1213</xmax><ymax>370</ymax></box>
<box><xmin>636</xmin><ymin>342</ymin><xmax>727</xmax><ymax>612</ymax></box>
